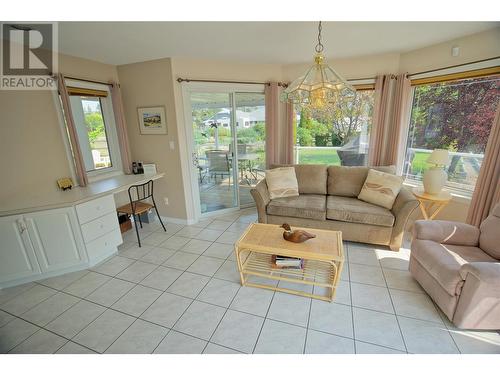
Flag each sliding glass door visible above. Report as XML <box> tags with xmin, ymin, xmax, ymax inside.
<box><xmin>190</xmin><ymin>92</ymin><xmax>238</xmax><ymax>214</ymax></box>
<box><xmin>234</xmin><ymin>92</ymin><xmax>266</xmax><ymax>206</ymax></box>
<box><xmin>185</xmin><ymin>85</ymin><xmax>265</xmax><ymax>217</ymax></box>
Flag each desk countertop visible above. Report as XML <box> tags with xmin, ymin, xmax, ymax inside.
<box><xmin>0</xmin><ymin>173</ymin><xmax>165</xmax><ymax>217</ymax></box>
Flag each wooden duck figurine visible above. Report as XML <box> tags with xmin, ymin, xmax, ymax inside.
<box><xmin>281</xmin><ymin>223</ymin><xmax>316</xmax><ymax>243</ymax></box>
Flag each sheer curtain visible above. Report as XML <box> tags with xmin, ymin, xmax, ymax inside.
<box><xmin>368</xmin><ymin>74</ymin><xmax>394</xmax><ymax>167</ymax></box>
<box><xmin>386</xmin><ymin>74</ymin><xmax>412</xmax><ymax>171</ymax></box>
<box><xmin>265</xmin><ymin>82</ymin><xmax>294</xmax><ymax>167</ymax></box>
<box><xmin>110</xmin><ymin>82</ymin><xmax>133</xmax><ymax>174</ymax></box>
<box><xmin>368</xmin><ymin>74</ymin><xmax>412</xmax><ymax>171</ymax></box>
<box><xmin>57</xmin><ymin>73</ymin><xmax>89</xmax><ymax>187</ymax></box>
<box><xmin>466</xmin><ymin>103</ymin><xmax>500</xmax><ymax>226</ymax></box>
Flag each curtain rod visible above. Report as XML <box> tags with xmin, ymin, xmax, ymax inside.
<box><xmin>177</xmin><ymin>77</ymin><xmax>289</xmax><ymax>87</ymax></box>
<box><xmin>407</xmin><ymin>56</ymin><xmax>500</xmax><ymax>78</ymax></box>
<box><xmin>61</xmin><ymin>74</ymin><xmax>114</xmax><ymax>86</ymax></box>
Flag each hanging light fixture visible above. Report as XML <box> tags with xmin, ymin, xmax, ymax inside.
<box><xmin>281</xmin><ymin>21</ymin><xmax>356</xmax><ymax>109</ymax></box>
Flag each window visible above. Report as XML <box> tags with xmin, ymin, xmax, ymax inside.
<box><xmin>403</xmin><ymin>74</ymin><xmax>500</xmax><ymax>194</ymax></box>
<box><xmin>294</xmin><ymin>88</ymin><xmax>375</xmax><ymax>166</ymax></box>
<box><xmin>64</xmin><ymin>80</ymin><xmax>122</xmax><ymax>180</ymax></box>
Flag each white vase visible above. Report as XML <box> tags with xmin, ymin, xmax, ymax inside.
<box><xmin>423</xmin><ymin>166</ymin><xmax>447</xmax><ymax>194</ymax></box>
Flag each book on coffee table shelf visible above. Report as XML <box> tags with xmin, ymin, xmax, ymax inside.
<box><xmin>271</xmin><ymin>254</ymin><xmax>304</xmax><ymax>269</ymax></box>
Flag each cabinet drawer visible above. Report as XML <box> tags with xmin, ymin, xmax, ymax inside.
<box><xmin>85</xmin><ymin>229</ymin><xmax>122</xmax><ymax>260</ymax></box>
<box><xmin>76</xmin><ymin>195</ymin><xmax>116</xmax><ymax>224</ymax></box>
<box><xmin>81</xmin><ymin>212</ymin><xmax>119</xmax><ymax>243</ymax></box>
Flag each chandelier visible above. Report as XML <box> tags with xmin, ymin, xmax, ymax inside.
<box><xmin>281</xmin><ymin>21</ymin><xmax>356</xmax><ymax>109</ymax></box>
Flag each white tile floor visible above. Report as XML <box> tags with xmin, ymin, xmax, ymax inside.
<box><xmin>1</xmin><ymin>207</ymin><xmax>499</xmax><ymax>354</ymax></box>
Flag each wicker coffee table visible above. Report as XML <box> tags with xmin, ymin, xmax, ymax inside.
<box><xmin>234</xmin><ymin>223</ymin><xmax>344</xmax><ymax>302</ymax></box>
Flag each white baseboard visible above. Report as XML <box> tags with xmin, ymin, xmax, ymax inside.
<box><xmin>160</xmin><ymin>216</ymin><xmax>197</xmax><ymax>226</ymax></box>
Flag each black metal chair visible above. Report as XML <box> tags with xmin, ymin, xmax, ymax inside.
<box><xmin>117</xmin><ymin>180</ymin><xmax>166</xmax><ymax>247</ymax></box>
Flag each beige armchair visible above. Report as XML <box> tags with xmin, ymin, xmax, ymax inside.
<box><xmin>409</xmin><ymin>203</ymin><xmax>500</xmax><ymax>329</ymax></box>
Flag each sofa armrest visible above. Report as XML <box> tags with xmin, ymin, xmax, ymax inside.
<box><xmin>251</xmin><ymin>179</ymin><xmax>270</xmax><ymax>223</ymax></box>
<box><xmin>459</xmin><ymin>262</ymin><xmax>500</xmax><ymax>284</ymax></box>
<box><xmin>389</xmin><ymin>187</ymin><xmax>419</xmax><ymax>251</ymax></box>
<box><xmin>413</xmin><ymin>220</ymin><xmax>480</xmax><ymax>246</ymax></box>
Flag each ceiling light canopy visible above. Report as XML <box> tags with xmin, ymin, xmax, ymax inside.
<box><xmin>281</xmin><ymin>21</ymin><xmax>356</xmax><ymax>109</ymax></box>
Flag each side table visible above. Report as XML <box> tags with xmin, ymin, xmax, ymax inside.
<box><xmin>412</xmin><ymin>187</ymin><xmax>452</xmax><ymax>220</ymax></box>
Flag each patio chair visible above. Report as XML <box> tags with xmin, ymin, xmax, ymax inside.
<box><xmin>206</xmin><ymin>150</ymin><xmax>232</xmax><ymax>187</ymax></box>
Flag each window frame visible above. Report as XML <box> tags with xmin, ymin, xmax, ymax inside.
<box><xmin>63</xmin><ymin>79</ymin><xmax>123</xmax><ymax>183</ymax></box>
<box><xmin>403</xmin><ymin>64</ymin><xmax>500</xmax><ymax>197</ymax></box>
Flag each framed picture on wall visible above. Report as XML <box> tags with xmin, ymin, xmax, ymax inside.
<box><xmin>137</xmin><ymin>106</ymin><xmax>167</xmax><ymax>134</ymax></box>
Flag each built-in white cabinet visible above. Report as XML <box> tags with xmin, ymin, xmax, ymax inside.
<box><xmin>0</xmin><ymin>215</ymin><xmax>41</xmax><ymax>284</ymax></box>
<box><xmin>76</xmin><ymin>195</ymin><xmax>122</xmax><ymax>265</ymax></box>
<box><xmin>0</xmin><ymin>194</ymin><xmax>122</xmax><ymax>288</ymax></box>
<box><xmin>24</xmin><ymin>208</ymin><xmax>87</xmax><ymax>273</ymax></box>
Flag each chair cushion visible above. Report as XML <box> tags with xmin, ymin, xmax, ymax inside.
<box><xmin>326</xmin><ymin>196</ymin><xmax>395</xmax><ymax>227</ymax></box>
<box><xmin>479</xmin><ymin>204</ymin><xmax>500</xmax><ymax>260</ymax></box>
<box><xmin>327</xmin><ymin>165</ymin><xmax>396</xmax><ymax>197</ymax></box>
<box><xmin>358</xmin><ymin>169</ymin><xmax>403</xmax><ymax>209</ymax></box>
<box><xmin>271</xmin><ymin>164</ymin><xmax>328</xmax><ymax>195</ymax></box>
<box><xmin>267</xmin><ymin>194</ymin><xmax>326</xmax><ymax>221</ymax></box>
<box><xmin>265</xmin><ymin>167</ymin><xmax>299</xmax><ymax>200</ymax></box>
<box><xmin>411</xmin><ymin>239</ymin><xmax>497</xmax><ymax>296</ymax></box>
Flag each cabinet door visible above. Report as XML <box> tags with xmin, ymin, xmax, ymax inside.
<box><xmin>25</xmin><ymin>207</ymin><xmax>88</xmax><ymax>273</ymax></box>
<box><xmin>0</xmin><ymin>215</ymin><xmax>41</xmax><ymax>283</ymax></box>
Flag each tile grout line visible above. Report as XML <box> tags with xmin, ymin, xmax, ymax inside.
<box><xmin>150</xmin><ymin>218</ymin><xmax>243</xmax><ymax>354</ymax></box>
<box><xmin>303</xmin><ymin>292</ymin><xmax>313</xmax><ymax>354</ymax></box>
<box><xmin>152</xmin><ymin>244</ymin><xmax>232</xmax><ymax>353</ymax></box>
<box><xmin>100</xmin><ymin>255</ymin><xmax>194</xmax><ymax>354</ymax></box>
<box><xmin>251</xmin><ymin>288</ymin><xmax>277</xmax><ymax>354</ymax></box>
<box><xmin>379</xmin><ymin>259</ymin><xmax>409</xmax><ymax>353</ymax></box>
<box><xmin>342</xmin><ymin>242</ymin><xmax>357</xmax><ymax>353</ymax></box>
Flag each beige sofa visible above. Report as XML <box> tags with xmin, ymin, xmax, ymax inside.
<box><xmin>251</xmin><ymin>164</ymin><xmax>419</xmax><ymax>251</ymax></box>
<box><xmin>410</xmin><ymin>203</ymin><xmax>500</xmax><ymax>329</ymax></box>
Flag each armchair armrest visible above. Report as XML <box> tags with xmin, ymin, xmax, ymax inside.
<box><xmin>251</xmin><ymin>179</ymin><xmax>270</xmax><ymax>223</ymax></box>
<box><xmin>389</xmin><ymin>187</ymin><xmax>419</xmax><ymax>251</ymax></box>
<box><xmin>459</xmin><ymin>262</ymin><xmax>500</xmax><ymax>284</ymax></box>
<box><xmin>413</xmin><ymin>220</ymin><xmax>480</xmax><ymax>246</ymax></box>
<box><xmin>454</xmin><ymin>261</ymin><xmax>500</xmax><ymax>329</ymax></box>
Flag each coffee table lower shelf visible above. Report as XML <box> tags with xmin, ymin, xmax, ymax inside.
<box><xmin>236</xmin><ymin>251</ymin><xmax>342</xmax><ymax>302</ymax></box>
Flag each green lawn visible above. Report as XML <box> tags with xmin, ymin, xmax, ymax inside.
<box><xmin>297</xmin><ymin>148</ymin><xmax>341</xmax><ymax>165</ymax></box>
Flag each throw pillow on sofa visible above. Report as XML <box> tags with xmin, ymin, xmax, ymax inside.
<box><xmin>358</xmin><ymin>169</ymin><xmax>403</xmax><ymax>209</ymax></box>
<box><xmin>265</xmin><ymin>167</ymin><xmax>299</xmax><ymax>200</ymax></box>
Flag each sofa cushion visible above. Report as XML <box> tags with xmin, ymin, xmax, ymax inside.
<box><xmin>265</xmin><ymin>167</ymin><xmax>299</xmax><ymax>200</ymax></box>
<box><xmin>411</xmin><ymin>239</ymin><xmax>497</xmax><ymax>296</ymax></box>
<box><xmin>326</xmin><ymin>196</ymin><xmax>395</xmax><ymax>227</ymax></box>
<box><xmin>267</xmin><ymin>194</ymin><xmax>326</xmax><ymax>221</ymax></box>
<box><xmin>358</xmin><ymin>169</ymin><xmax>403</xmax><ymax>209</ymax></box>
<box><xmin>479</xmin><ymin>203</ymin><xmax>500</xmax><ymax>260</ymax></box>
<box><xmin>271</xmin><ymin>164</ymin><xmax>327</xmax><ymax>195</ymax></box>
<box><xmin>327</xmin><ymin>165</ymin><xmax>396</xmax><ymax>197</ymax></box>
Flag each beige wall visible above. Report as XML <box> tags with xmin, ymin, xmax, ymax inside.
<box><xmin>400</xmin><ymin>28</ymin><xmax>500</xmax><ymax>74</ymax></box>
<box><xmin>283</xmin><ymin>52</ymin><xmax>400</xmax><ymax>81</ymax></box>
<box><xmin>0</xmin><ymin>53</ymin><xmax>118</xmax><ymax>203</ymax></box>
<box><xmin>116</xmin><ymin>58</ymin><xmax>187</xmax><ymax>219</ymax></box>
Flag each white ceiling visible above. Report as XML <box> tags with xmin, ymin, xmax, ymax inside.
<box><xmin>58</xmin><ymin>22</ymin><xmax>499</xmax><ymax>66</ymax></box>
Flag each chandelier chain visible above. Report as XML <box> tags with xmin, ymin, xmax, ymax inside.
<box><xmin>315</xmin><ymin>21</ymin><xmax>324</xmax><ymax>53</ymax></box>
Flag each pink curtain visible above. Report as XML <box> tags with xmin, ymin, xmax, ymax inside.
<box><xmin>110</xmin><ymin>82</ymin><xmax>133</xmax><ymax>174</ymax></box>
<box><xmin>57</xmin><ymin>73</ymin><xmax>88</xmax><ymax>187</ymax></box>
<box><xmin>283</xmin><ymin>101</ymin><xmax>295</xmax><ymax>164</ymax></box>
<box><xmin>466</xmin><ymin>103</ymin><xmax>500</xmax><ymax>226</ymax></box>
<box><xmin>265</xmin><ymin>82</ymin><xmax>280</xmax><ymax>168</ymax></box>
<box><xmin>386</xmin><ymin>74</ymin><xmax>412</xmax><ymax>167</ymax></box>
<box><xmin>368</xmin><ymin>75</ymin><xmax>394</xmax><ymax>166</ymax></box>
